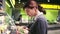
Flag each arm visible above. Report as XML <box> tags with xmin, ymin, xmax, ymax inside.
<box><xmin>37</xmin><ymin>18</ymin><xmax>48</xmax><ymax>34</ymax></box>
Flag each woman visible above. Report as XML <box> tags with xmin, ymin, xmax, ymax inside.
<box><xmin>24</xmin><ymin>0</ymin><xmax>48</xmax><ymax>34</ymax></box>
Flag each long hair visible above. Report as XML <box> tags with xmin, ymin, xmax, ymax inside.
<box><xmin>23</xmin><ymin>0</ymin><xmax>46</xmax><ymax>14</ymax></box>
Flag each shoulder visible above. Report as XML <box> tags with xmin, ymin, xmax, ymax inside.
<box><xmin>37</xmin><ymin>14</ymin><xmax>45</xmax><ymax>19</ymax></box>
<box><xmin>37</xmin><ymin>15</ymin><xmax>47</xmax><ymax>22</ymax></box>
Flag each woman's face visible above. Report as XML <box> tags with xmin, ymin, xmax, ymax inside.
<box><xmin>26</xmin><ymin>8</ymin><xmax>37</xmax><ymax>17</ymax></box>
<box><xmin>26</xmin><ymin>1</ymin><xmax>38</xmax><ymax>17</ymax></box>
<box><xmin>29</xmin><ymin>1</ymin><xmax>37</xmax><ymax>7</ymax></box>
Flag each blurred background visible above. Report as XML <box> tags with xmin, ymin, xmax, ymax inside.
<box><xmin>0</xmin><ymin>0</ymin><xmax>60</xmax><ymax>34</ymax></box>
<box><xmin>5</xmin><ymin>0</ymin><xmax>60</xmax><ymax>24</ymax></box>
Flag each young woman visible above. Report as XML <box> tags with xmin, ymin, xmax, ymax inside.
<box><xmin>24</xmin><ymin>0</ymin><xmax>48</xmax><ymax>34</ymax></box>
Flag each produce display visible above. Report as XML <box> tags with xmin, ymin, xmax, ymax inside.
<box><xmin>0</xmin><ymin>24</ymin><xmax>29</xmax><ymax>34</ymax></box>
<box><xmin>0</xmin><ymin>13</ymin><xmax>29</xmax><ymax>34</ymax></box>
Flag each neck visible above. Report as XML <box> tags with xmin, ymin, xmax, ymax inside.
<box><xmin>35</xmin><ymin>11</ymin><xmax>43</xmax><ymax>17</ymax></box>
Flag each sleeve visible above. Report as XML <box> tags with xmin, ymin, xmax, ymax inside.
<box><xmin>37</xmin><ymin>18</ymin><xmax>48</xmax><ymax>34</ymax></box>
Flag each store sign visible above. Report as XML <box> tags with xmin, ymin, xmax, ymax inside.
<box><xmin>58</xmin><ymin>5</ymin><xmax>60</xmax><ymax>9</ymax></box>
<box><xmin>41</xmin><ymin>4</ymin><xmax>60</xmax><ymax>9</ymax></box>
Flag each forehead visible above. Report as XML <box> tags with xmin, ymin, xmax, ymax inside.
<box><xmin>30</xmin><ymin>1</ymin><xmax>37</xmax><ymax>3</ymax></box>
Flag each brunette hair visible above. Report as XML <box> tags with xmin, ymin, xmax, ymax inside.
<box><xmin>23</xmin><ymin>0</ymin><xmax>46</xmax><ymax>14</ymax></box>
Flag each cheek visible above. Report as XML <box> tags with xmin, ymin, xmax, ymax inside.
<box><xmin>33</xmin><ymin>11</ymin><xmax>37</xmax><ymax>16</ymax></box>
<box><xmin>30</xmin><ymin>11</ymin><xmax>35</xmax><ymax>15</ymax></box>
<box><xmin>26</xmin><ymin>11</ymin><xmax>32</xmax><ymax>16</ymax></box>
<box><xmin>30</xmin><ymin>11</ymin><xmax>37</xmax><ymax>16</ymax></box>
<box><xmin>26</xmin><ymin>11</ymin><xmax>37</xmax><ymax>17</ymax></box>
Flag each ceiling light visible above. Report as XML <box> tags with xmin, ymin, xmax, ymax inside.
<box><xmin>47</xmin><ymin>0</ymin><xmax>50</xmax><ymax>2</ymax></box>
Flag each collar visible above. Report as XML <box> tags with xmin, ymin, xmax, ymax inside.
<box><xmin>34</xmin><ymin>11</ymin><xmax>43</xmax><ymax>20</ymax></box>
